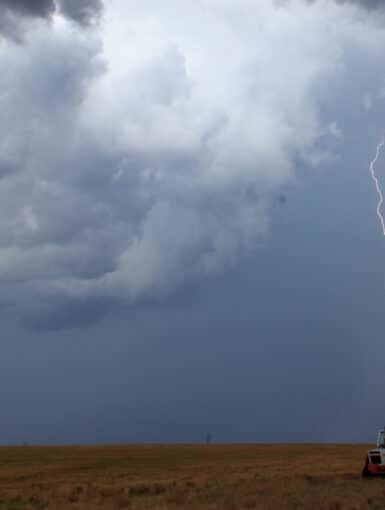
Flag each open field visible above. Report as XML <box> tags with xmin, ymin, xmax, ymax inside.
<box><xmin>0</xmin><ymin>444</ymin><xmax>382</xmax><ymax>509</ymax></box>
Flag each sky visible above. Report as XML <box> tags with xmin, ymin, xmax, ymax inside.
<box><xmin>1</xmin><ymin>0</ymin><xmax>385</xmax><ymax>444</ymax></box>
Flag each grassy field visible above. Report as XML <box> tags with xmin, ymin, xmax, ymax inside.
<box><xmin>0</xmin><ymin>444</ymin><xmax>382</xmax><ymax>509</ymax></box>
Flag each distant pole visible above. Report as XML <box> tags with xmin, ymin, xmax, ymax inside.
<box><xmin>205</xmin><ymin>433</ymin><xmax>212</xmax><ymax>445</ymax></box>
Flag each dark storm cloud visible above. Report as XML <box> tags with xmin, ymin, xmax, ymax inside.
<box><xmin>0</xmin><ymin>0</ymin><xmax>103</xmax><ymax>20</ymax></box>
<box><xmin>0</xmin><ymin>0</ymin><xmax>385</xmax><ymax>329</ymax></box>
<box><xmin>0</xmin><ymin>0</ymin><xmax>103</xmax><ymax>40</ymax></box>
<box><xmin>0</xmin><ymin>0</ymin><xmax>54</xmax><ymax>17</ymax></box>
<box><xmin>0</xmin><ymin>0</ymin><xmax>383</xmax><ymax>450</ymax></box>
<box><xmin>304</xmin><ymin>0</ymin><xmax>385</xmax><ymax>9</ymax></box>
<box><xmin>336</xmin><ymin>0</ymin><xmax>385</xmax><ymax>8</ymax></box>
<box><xmin>0</xmin><ymin>0</ymin><xmax>52</xmax><ymax>41</ymax></box>
<box><xmin>59</xmin><ymin>0</ymin><xmax>103</xmax><ymax>25</ymax></box>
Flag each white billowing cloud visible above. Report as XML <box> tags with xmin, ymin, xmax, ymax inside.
<box><xmin>0</xmin><ymin>0</ymin><xmax>385</xmax><ymax>327</ymax></box>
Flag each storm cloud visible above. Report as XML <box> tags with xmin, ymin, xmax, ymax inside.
<box><xmin>1</xmin><ymin>0</ymin><xmax>385</xmax><ymax>328</ymax></box>
<box><xmin>0</xmin><ymin>0</ymin><xmax>55</xmax><ymax>17</ymax></box>
<box><xmin>0</xmin><ymin>0</ymin><xmax>102</xmax><ymax>40</ymax></box>
<box><xmin>335</xmin><ymin>0</ymin><xmax>385</xmax><ymax>9</ymax></box>
<box><xmin>59</xmin><ymin>0</ymin><xmax>103</xmax><ymax>25</ymax></box>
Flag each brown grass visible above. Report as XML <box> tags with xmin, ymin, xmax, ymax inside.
<box><xmin>0</xmin><ymin>443</ymin><xmax>381</xmax><ymax>509</ymax></box>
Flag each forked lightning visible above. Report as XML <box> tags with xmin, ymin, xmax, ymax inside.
<box><xmin>369</xmin><ymin>137</ymin><xmax>385</xmax><ymax>235</ymax></box>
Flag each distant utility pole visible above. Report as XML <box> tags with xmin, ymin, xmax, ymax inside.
<box><xmin>205</xmin><ymin>432</ymin><xmax>212</xmax><ymax>445</ymax></box>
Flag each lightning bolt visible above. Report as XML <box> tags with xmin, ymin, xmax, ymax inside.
<box><xmin>369</xmin><ymin>137</ymin><xmax>385</xmax><ymax>236</ymax></box>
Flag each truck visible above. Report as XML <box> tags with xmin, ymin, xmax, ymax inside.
<box><xmin>362</xmin><ymin>429</ymin><xmax>385</xmax><ymax>476</ymax></box>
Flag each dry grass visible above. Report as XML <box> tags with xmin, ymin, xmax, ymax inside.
<box><xmin>0</xmin><ymin>444</ymin><xmax>381</xmax><ymax>509</ymax></box>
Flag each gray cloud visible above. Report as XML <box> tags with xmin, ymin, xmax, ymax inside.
<box><xmin>59</xmin><ymin>0</ymin><xmax>103</xmax><ymax>25</ymax></box>
<box><xmin>303</xmin><ymin>0</ymin><xmax>385</xmax><ymax>10</ymax></box>
<box><xmin>0</xmin><ymin>0</ymin><xmax>385</xmax><ymax>329</ymax></box>
<box><xmin>0</xmin><ymin>0</ymin><xmax>103</xmax><ymax>20</ymax></box>
<box><xmin>335</xmin><ymin>0</ymin><xmax>385</xmax><ymax>8</ymax></box>
<box><xmin>0</xmin><ymin>0</ymin><xmax>102</xmax><ymax>41</ymax></box>
<box><xmin>0</xmin><ymin>0</ymin><xmax>54</xmax><ymax>17</ymax></box>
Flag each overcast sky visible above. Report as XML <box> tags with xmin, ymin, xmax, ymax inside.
<box><xmin>0</xmin><ymin>0</ymin><xmax>385</xmax><ymax>444</ymax></box>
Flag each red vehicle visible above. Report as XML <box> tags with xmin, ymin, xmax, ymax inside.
<box><xmin>362</xmin><ymin>429</ymin><xmax>385</xmax><ymax>477</ymax></box>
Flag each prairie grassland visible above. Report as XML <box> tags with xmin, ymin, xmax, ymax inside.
<box><xmin>0</xmin><ymin>444</ymin><xmax>382</xmax><ymax>509</ymax></box>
